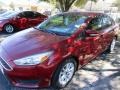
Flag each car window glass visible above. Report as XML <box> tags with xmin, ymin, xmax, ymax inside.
<box><xmin>45</xmin><ymin>15</ymin><xmax>79</xmax><ymax>28</ymax></box>
<box><xmin>87</xmin><ymin>16</ymin><xmax>102</xmax><ymax>31</ymax></box>
<box><xmin>20</xmin><ymin>11</ymin><xmax>34</xmax><ymax>18</ymax></box>
<box><xmin>37</xmin><ymin>14</ymin><xmax>87</xmax><ymax>36</ymax></box>
<box><xmin>18</xmin><ymin>12</ymin><xmax>25</xmax><ymax>18</ymax></box>
<box><xmin>101</xmin><ymin>15</ymin><xmax>112</xmax><ymax>28</ymax></box>
<box><xmin>33</xmin><ymin>12</ymin><xmax>41</xmax><ymax>18</ymax></box>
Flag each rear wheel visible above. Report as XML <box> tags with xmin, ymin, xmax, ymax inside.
<box><xmin>3</xmin><ymin>24</ymin><xmax>15</xmax><ymax>33</ymax></box>
<box><xmin>105</xmin><ymin>38</ymin><xmax>116</xmax><ymax>53</ymax></box>
<box><xmin>52</xmin><ymin>58</ymin><xmax>77</xmax><ymax>89</ymax></box>
<box><xmin>110</xmin><ymin>38</ymin><xmax>116</xmax><ymax>53</ymax></box>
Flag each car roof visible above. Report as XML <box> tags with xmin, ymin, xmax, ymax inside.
<box><xmin>58</xmin><ymin>11</ymin><xmax>104</xmax><ymax>17</ymax></box>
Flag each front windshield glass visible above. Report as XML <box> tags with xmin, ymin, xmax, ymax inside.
<box><xmin>36</xmin><ymin>13</ymin><xmax>87</xmax><ymax>36</ymax></box>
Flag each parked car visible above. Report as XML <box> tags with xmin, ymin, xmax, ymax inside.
<box><xmin>0</xmin><ymin>12</ymin><xmax>118</xmax><ymax>89</ymax></box>
<box><xmin>0</xmin><ymin>9</ymin><xmax>7</xmax><ymax>14</ymax></box>
<box><xmin>0</xmin><ymin>11</ymin><xmax>15</xmax><ymax>17</ymax></box>
<box><xmin>0</xmin><ymin>11</ymin><xmax>47</xmax><ymax>33</ymax></box>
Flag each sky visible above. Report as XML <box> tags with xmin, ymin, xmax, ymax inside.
<box><xmin>0</xmin><ymin>0</ymin><xmax>116</xmax><ymax>6</ymax></box>
<box><xmin>0</xmin><ymin>0</ymin><xmax>38</xmax><ymax>5</ymax></box>
<box><xmin>103</xmin><ymin>0</ymin><xmax>115</xmax><ymax>3</ymax></box>
<box><xmin>0</xmin><ymin>0</ymin><xmax>116</xmax><ymax>4</ymax></box>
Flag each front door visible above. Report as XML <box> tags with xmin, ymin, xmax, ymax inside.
<box><xmin>74</xmin><ymin>15</ymin><xmax>107</xmax><ymax>65</ymax></box>
<box><xmin>74</xmin><ymin>32</ymin><xmax>96</xmax><ymax>66</ymax></box>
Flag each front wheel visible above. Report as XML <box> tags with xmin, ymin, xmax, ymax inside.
<box><xmin>110</xmin><ymin>38</ymin><xmax>116</xmax><ymax>53</ymax></box>
<box><xmin>52</xmin><ymin>58</ymin><xmax>77</xmax><ymax>89</ymax></box>
<box><xmin>3</xmin><ymin>24</ymin><xmax>15</xmax><ymax>33</ymax></box>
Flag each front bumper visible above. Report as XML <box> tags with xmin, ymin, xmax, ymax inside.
<box><xmin>0</xmin><ymin>58</ymin><xmax>54</xmax><ymax>88</ymax></box>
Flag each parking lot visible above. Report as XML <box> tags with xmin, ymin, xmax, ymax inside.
<box><xmin>0</xmin><ymin>33</ymin><xmax>120</xmax><ymax>90</ymax></box>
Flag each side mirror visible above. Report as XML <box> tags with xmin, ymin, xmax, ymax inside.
<box><xmin>16</xmin><ymin>16</ymin><xmax>21</xmax><ymax>19</ymax></box>
<box><xmin>77</xmin><ymin>31</ymin><xmax>86</xmax><ymax>40</ymax></box>
<box><xmin>81</xmin><ymin>31</ymin><xmax>86</xmax><ymax>40</ymax></box>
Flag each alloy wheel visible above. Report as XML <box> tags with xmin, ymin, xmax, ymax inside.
<box><xmin>58</xmin><ymin>62</ymin><xmax>75</xmax><ymax>86</ymax></box>
<box><xmin>5</xmin><ymin>24</ymin><xmax>14</xmax><ymax>33</ymax></box>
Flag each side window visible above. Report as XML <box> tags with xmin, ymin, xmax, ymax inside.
<box><xmin>18</xmin><ymin>12</ymin><xmax>25</xmax><ymax>18</ymax></box>
<box><xmin>23</xmin><ymin>11</ymin><xmax>34</xmax><ymax>18</ymax></box>
<box><xmin>33</xmin><ymin>12</ymin><xmax>40</xmax><ymax>18</ymax></box>
<box><xmin>87</xmin><ymin>16</ymin><xmax>102</xmax><ymax>31</ymax></box>
<box><xmin>102</xmin><ymin>15</ymin><xmax>112</xmax><ymax>28</ymax></box>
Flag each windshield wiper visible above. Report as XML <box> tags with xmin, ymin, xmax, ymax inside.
<box><xmin>34</xmin><ymin>27</ymin><xmax>46</xmax><ymax>32</ymax></box>
<box><xmin>46</xmin><ymin>30</ymin><xmax>57</xmax><ymax>35</ymax></box>
<box><xmin>34</xmin><ymin>27</ymin><xmax>56</xmax><ymax>35</ymax></box>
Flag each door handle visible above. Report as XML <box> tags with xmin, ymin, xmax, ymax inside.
<box><xmin>100</xmin><ymin>34</ymin><xmax>102</xmax><ymax>37</ymax></box>
<box><xmin>89</xmin><ymin>33</ymin><xmax>99</xmax><ymax>37</ymax></box>
<box><xmin>90</xmin><ymin>33</ymin><xmax>103</xmax><ymax>37</ymax></box>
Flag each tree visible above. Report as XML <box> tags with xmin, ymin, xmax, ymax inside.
<box><xmin>40</xmin><ymin>0</ymin><xmax>76</xmax><ymax>12</ymax></box>
<box><xmin>114</xmin><ymin>0</ymin><xmax>120</xmax><ymax>11</ymax></box>
<box><xmin>0</xmin><ymin>1</ymin><xmax>5</xmax><ymax>9</ymax></box>
<box><xmin>9</xmin><ymin>2</ymin><xmax>15</xmax><ymax>10</ymax></box>
<box><xmin>39</xmin><ymin>0</ymin><xmax>85</xmax><ymax>12</ymax></box>
<box><xmin>89</xmin><ymin>0</ymin><xmax>97</xmax><ymax>11</ymax></box>
<box><xmin>74</xmin><ymin>0</ymin><xmax>87</xmax><ymax>8</ymax></box>
<box><xmin>39</xmin><ymin>0</ymin><xmax>97</xmax><ymax>12</ymax></box>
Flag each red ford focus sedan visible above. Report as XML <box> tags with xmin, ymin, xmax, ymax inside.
<box><xmin>0</xmin><ymin>11</ymin><xmax>47</xmax><ymax>33</ymax></box>
<box><xmin>0</xmin><ymin>12</ymin><xmax>118</xmax><ymax>89</ymax></box>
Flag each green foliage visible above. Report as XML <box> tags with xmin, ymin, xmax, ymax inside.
<box><xmin>91</xmin><ymin>0</ymin><xmax>97</xmax><ymax>2</ymax></box>
<box><xmin>74</xmin><ymin>0</ymin><xmax>87</xmax><ymax>8</ymax></box>
<box><xmin>38</xmin><ymin>0</ymin><xmax>97</xmax><ymax>12</ymax></box>
<box><xmin>9</xmin><ymin>2</ymin><xmax>15</xmax><ymax>10</ymax></box>
<box><xmin>115</xmin><ymin>0</ymin><xmax>120</xmax><ymax>11</ymax></box>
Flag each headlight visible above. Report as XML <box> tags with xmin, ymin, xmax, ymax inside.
<box><xmin>14</xmin><ymin>51</ymin><xmax>53</xmax><ymax>66</ymax></box>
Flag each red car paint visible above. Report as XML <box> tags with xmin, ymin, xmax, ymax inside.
<box><xmin>0</xmin><ymin>12</ymin><xmax>118</xmax><ymax>88</ymax></box>
<box><xmin>0</xmin><ymin>11</ymin><xmax>47</xmax><ymax>32</ymax></box>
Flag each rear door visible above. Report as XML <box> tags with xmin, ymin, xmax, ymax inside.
<box><xmin>100</xmin><ymin>15</ymin><xmax>116</xmax><ymax>48</ymax></box>
<box><xmin>86</xmin><ymin>15</ymin><xmax>116</xmax><ymax>55</ymax></box>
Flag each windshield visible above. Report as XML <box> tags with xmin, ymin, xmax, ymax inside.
<box><xmin>36</xmin><ymin>13</ymin><xmax>87</xmax><ymax>36</ymax></box>
<box><xmin>0</xmin><ymin>11</ymin><xmax>18</xmax><ymax>18</ymax></box>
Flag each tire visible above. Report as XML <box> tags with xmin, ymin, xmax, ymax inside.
<box><xmin>104</xmin><ymin>38</ymin><xmax>116</xmax><ymax>54</ymax></box>
<box><xmin>3</xmin><ymin>24</ymin><xmax>15</xmax><ymax>33</ymax></box>
<box><xmin>52</xmin><ymin>58</ymin><xmax>77</xmax><ymax>89</ymax></box>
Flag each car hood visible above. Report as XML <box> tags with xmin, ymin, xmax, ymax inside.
<box><xmin>1</xmin><ymin>28</ymin><xmax>67</xmax><ymax>60</ymax></box>
<box><xmin>0</xmin><ymin>16</ymin><xmax>9</xmax><ymax>20</ymax></box>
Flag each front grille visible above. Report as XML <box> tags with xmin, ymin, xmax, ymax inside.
<box><xmin>0</xmin><ymin>58</ymin><xmax>12</xmax><ymax>71</ymax></box>
<box><xmin>18</xmin><ymin>79</ymin><xmax>39</xmax><ymax>85</ymax></box>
